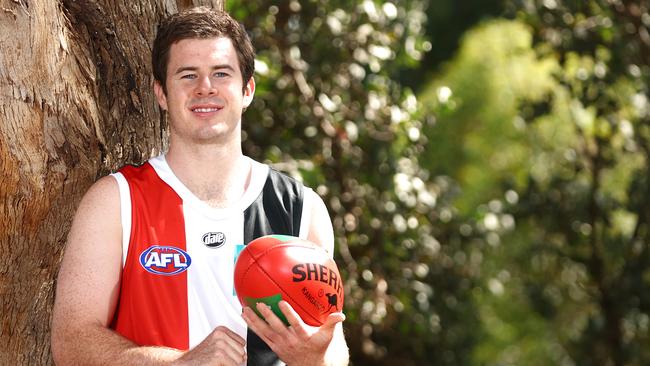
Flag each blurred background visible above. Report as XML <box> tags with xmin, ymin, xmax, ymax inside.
<box><xmin>226</xmin><ymin>0</ymin><xmax>650</xmax><ymax>365</ymax></box>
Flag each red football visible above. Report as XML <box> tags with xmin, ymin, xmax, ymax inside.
<box><xmin>234</xmin><ymin>235</ymin><xmax>344</xmax><ymax>326</ymax></box>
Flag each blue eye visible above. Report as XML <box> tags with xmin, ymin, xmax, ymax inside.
<box><xmin>181</xmin><ymin>74</ymin><xmax>196</xmax><ymax>79</ymax></box>
<box><xmin>214</xmin><ymin>72</ymin><xmax>229</xmax><ymax>78</ymax></box>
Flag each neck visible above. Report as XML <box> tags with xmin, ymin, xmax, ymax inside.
<box><xmin>165</xmin><ymin>141</ymin><xmax>251</xmax><ymax>208</ymax></box>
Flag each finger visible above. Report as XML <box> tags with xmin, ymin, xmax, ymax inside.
<box><xmin>242</xmin><ymin>306</ymin><xmax>273</xmax><ymax>343</ymax></box>
<box><xmin>209</xmin><ymin>326</ymin><xmax>248</xmax><ymax>362</ymax></box>
<box><xmin>214</xmin><ymin>341</ymin><xmax>246</xmax><ymax>363</ymax></box>
<box><xmin>243</xmin><ymin>306</ymin><xmax>270</xmax><ymax>330</ymax></box>
<box><xmin>210</xmin><ymin>329</ymin><xmax>247</xmax><ymax>359</ymax></box>
<box><xmin>212</xmin><ymin>325</ymin><xmax>247</xmax><ymax>347</ymax></box>
<box><xmin>277</xmin><ymin>300</ymin><xmax>309</xmax><ymax>337</ymax></box>
<box><xmin>256</xmin><ymin>302</ymin><xmax>290</xmax><ymax>333</ymax></box>
<box><xmin>316</xmin><ymin>312</ymin><xmax>345</xmax><ymax>339</ymax></box>
<box><xmin>324</xmin><ymin>312</ymin><xmax>346</xmax><ymax>325</ymax></box>
<box><xmin>218</xmin><ymin>349</ymin><xmax>246</xmax><ymax>366</ymax></box>
<box><xmin>253</xmin><ymin>302</ymin><xmax>296</xmax><ymax>346</ymax></box>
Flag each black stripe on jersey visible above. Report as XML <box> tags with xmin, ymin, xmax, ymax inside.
<box><xmin>243</xmin><ymin>167</ymin><xmax>304</xmax><ymax>366</ymax></box>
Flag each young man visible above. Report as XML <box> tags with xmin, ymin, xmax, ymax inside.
<box><xmin>51</xmin><ymin>7</ymin><xmax>349</xmax><ymax>366</ymax></box>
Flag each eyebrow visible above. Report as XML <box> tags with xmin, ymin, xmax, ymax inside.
<box><xmin>173</xmin><ymin>64</ymin><xmax>236</xmax><ymax>75</ymax></box>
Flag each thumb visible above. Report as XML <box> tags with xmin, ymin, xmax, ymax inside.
<box><xmin>319</xmin><ymin>312</ymin><xmax>345</xmax><ymax>333</ymax></box>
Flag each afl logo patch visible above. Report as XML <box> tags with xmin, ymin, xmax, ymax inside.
<box><xmin>202</xmin><ymin>232</ymin><xmax>226</xmax><ymax>248</ymax></box>
<box><xmin>139</xmin><ymin>245</ymin><xmax>191</xmax><ymax>275</ymax></box>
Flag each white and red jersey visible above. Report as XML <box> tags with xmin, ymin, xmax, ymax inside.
<box><xmin>110</xmin><ymin>155</ymin><xmax>313</xmax><ymax>365</ymax></box>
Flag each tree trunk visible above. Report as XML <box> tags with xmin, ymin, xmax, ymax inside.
<box><xmin>0</xmin><ymin>0</ymin><xmax>222</xmax><ymax>364</ymax></box>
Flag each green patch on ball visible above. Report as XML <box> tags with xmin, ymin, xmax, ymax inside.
<box><xmin>266</xmin><ymin>234</ymin><xmax>296</xmax><ymax>242</ymax></box>
<box><xmin>244</xmin><ymin>293</ymin><xmax>289</xmax><ymax>326</ymax></box>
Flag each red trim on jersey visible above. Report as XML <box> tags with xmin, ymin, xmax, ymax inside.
<box><xmin>111</xmin><ymin>163</ymin><xmax>190</xmax><ymax>350</ymax></box>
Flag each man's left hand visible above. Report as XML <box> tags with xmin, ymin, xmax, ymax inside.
<box><xmin>242</xmin><ymin>300</ymin><xmax>346</xmax><ymax>366</ymax></box>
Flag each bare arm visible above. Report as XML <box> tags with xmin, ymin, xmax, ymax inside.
<box><xmin>306</xmin><ymin>190</ymin><xmax>336</xmax><ymax>255</ymax></box>
<box><xmin>51</xmin><ymin>176</ymin><xmax>246</xmax><ymax>366</ymax></box>
<box><xmin>51</xmin><ymin>176</ymin><xmax>182</xmax><ymax>365</ymax></box>
<box><xmin>306</xmin><ymin>191</ymin><xmax>350</xmax><ymax>365</ymax></box>
<box><xmin>243</xmin><ymin>190</ymin><xmax>349</xmax><ymax>366</ymax></box>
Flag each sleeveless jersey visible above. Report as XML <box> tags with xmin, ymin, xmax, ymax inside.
<box><xmin>110</xmin><ymin>155</ymin><xmax>314</xmax><ymax>366</ymax></box>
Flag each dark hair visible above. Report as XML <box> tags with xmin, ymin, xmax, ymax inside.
<box><xmin>152</xmin><ymin>7</ymin><xmax>255</xmax><ymax>93</ymax></box>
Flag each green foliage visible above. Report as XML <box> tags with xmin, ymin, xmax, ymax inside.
<box><xmin>227</xmin><ymin>0</ymin><xmax>479</xmax><ymax>364</ymax></box>
<box><xmin>229</xmin><ymin>0</ymin><xmax>650</xmax><ymax>364</ymax></box>
<box><xmin>520</xmin><ymin>13</ymin><xmax>647</xmax><ymax>366</ymax></box>
<box><xmin>420</xmin><ymin>19</ymin><xmax>558</xmax><ymax>213</ymax></box>
<box><xmin>419</xmin><ymin>1</ymin><xmax>650</xmax><ymax>365</ymax></box>
<box><xmin>502</xmin><ymin>1</ymin><xmax>650</xmax><ymax>364</ymax></box>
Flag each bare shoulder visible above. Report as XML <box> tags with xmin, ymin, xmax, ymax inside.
<box><xmin>75</xmin><ymin>175</ymin><xmax>121</xmax><ymax>215</ymax></box>
<box><xmin>53</xmin><ymin>174</ymin><xmax>123</xmax><ymax>329</ymax></box>
<box><xmin>63</xmin><ymin>175</ymin><xmax>123</xmax><ymax>253</ymax></box>
<box><xmin>305</xmin><ymin>189</ymin><xmax>335</xmax><ymax>256</ymax></box>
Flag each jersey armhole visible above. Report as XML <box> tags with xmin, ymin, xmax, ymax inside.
<box><xmin>298</xmin><ymin>187</ymin><xmax>314</xmax><ymax>240</ymax></box>
<box><xmin>111</xmin><ymin>172</ymin><xmax>131</xmax><ymax>268</ymax></box>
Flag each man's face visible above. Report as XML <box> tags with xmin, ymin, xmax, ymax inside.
<box><xmin>154</xmin><ymin>37</ymin><xmax>255</xmax><ymax>144</ymax></box>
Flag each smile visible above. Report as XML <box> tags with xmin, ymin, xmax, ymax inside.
<box><xmin>191</xmin><ymin>107</ymin><xmax>221</xmax><ymax>112</ymax></box>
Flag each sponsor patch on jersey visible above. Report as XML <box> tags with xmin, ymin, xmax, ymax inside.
<box><xmin>202</xmin><ymin>232</ymin><xmax>226</xmax><ymax>248</ymax></box>
<box><xmin>139</xmin><ymin>245</ymin><xmax>191</xmax><ymax>275</ymax></box>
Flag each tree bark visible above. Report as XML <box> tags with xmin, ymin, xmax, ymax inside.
<box><xmin>0</xmin><ymin>0</ymin><xmax>222</xmax><ymax>364</ymax></box>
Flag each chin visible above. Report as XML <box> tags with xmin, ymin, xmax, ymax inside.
<box><xmin>194</xmin><ymin>127</ymin><xmax>232</xmax><ymax>142</ymax></box>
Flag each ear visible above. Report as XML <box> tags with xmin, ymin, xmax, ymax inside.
<box><xmin>242</xmin><ymin>77</ymin><xmax>255</xmax><ymax>109</ymax></box>
<box><xmin>153</xmin><ymin>80</ymin><xmax>168</xmax><ymax>111</ymax></box>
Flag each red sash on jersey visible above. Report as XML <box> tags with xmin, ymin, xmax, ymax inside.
<box><xmin>111</xmin><ymin>163</ymin><xmax>190</xmax><ymax>350</ymax></box>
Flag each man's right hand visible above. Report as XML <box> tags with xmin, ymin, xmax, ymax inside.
<box><xmin>173</xmin><ymin>326</ymin><xmax>247</xmax><ymax>366</ymax></box>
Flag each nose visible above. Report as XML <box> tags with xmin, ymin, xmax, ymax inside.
<box><xmin>195</xmin><ymin>75</ymin><xmax>215</xmax><ymax>96</ymax></box>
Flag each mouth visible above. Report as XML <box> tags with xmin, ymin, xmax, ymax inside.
<box><xmin>190</xmin><ymin>106</ymin><xmax>223</xmax><ymax>113</ymax></box>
